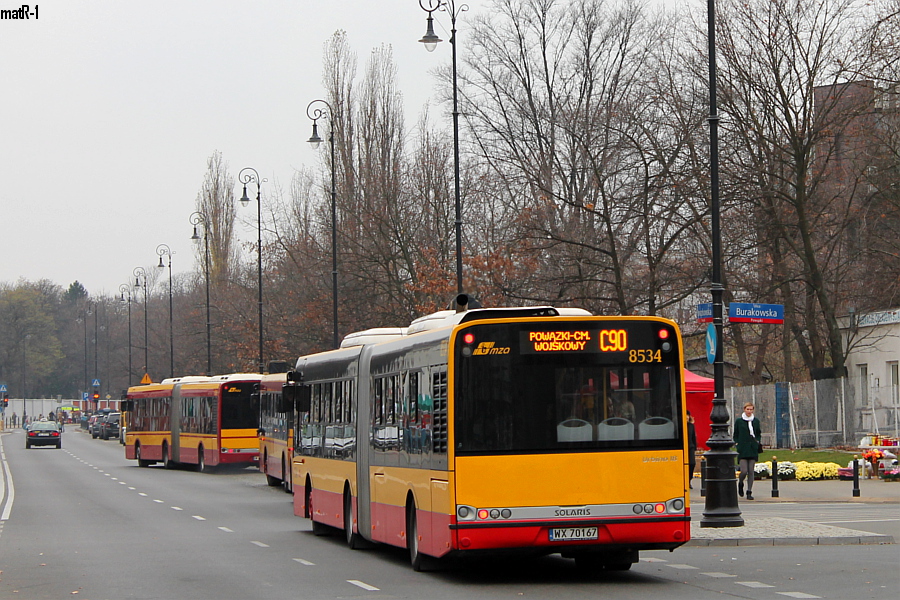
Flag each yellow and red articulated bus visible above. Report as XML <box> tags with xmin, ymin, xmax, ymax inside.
<box><xmin>124</xmin><ymin>373</ymin><xmax>262</xmax><ymax>470</ymax></box>
<box><xmin>290</xmin><ymin>305</ymin><xmax>691</xmax><ymax>570</ymax></box>
<box><xmin>258</xmin><ymin>372</ymin><xmax>294</xmax><ymax>491</ymax></box>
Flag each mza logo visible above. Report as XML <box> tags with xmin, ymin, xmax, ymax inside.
<box><xmin>473</xmin><ymin>341</ymin><xmax>511</xmax><ymax>356</ymax></box>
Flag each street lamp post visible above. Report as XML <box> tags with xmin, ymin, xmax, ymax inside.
<box><xmin>239</xmin><ymin>167</ymin><xmax>265</xmax><ymax>373</ymax></box>
<box><xmin>701</xmin><ymin>0</ymin><xmax>743</xmax><ymax>528</ymax></box>
<box><xmin>307</xmin><ymin>99</ymin><xmax>340</xmax><ymax>349</ymax></box>
<box><xmin>190</xmin><ymin>212</ymin><xmax>213</xmax><ymax>375</ymax></box>
<box><xmin>157</xmin><ymin>244</ymin><xmax>175</xmax><ymax>379</ymax></box>
<box><xmin>133</xmin><ymin>267</ymin><xmax>150</xmax><ymax>380</ymax></box>
<box><xmin>119</xmin><ymin>284</ymin><xmax>133</xmax><ymax>386</ymax></box>
<box><xmin>419</xmin><ymin>0</ymin><xmax>467</xmax><ymax>295</ymax></box>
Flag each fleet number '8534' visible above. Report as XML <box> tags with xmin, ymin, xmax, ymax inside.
<box><xmin>629</xmin><ymin>349</ymin><xmax>662</xmax><ymax>363</ymax></box>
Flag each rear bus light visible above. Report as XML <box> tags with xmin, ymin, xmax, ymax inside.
<box><xmin>632</xmin><ymin>498</ymin><xmax>685</xmax><ymax>514</ymax></box>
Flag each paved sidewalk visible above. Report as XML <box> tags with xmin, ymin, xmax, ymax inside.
<box><xmin>687</xmin><ymin>477</ymin><xmax>899</xmax><ymax>546</ymax></box>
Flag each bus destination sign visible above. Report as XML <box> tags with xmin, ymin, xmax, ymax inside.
<box><xmin>521</xmin><ymin>329</ymin><xmax>628</xmax><ymax>354</ymax></box>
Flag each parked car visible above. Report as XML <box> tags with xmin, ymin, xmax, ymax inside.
<box><xmin>99</xmin><ymin>412</ymin><xmax>120</xmax><ymax>440</ymax></box>
<box><xmin>26</xmin><ymin>421</ymin><xmax>62</xmax><ymax>449</ymax></box>
<box><xmin>88</xmin><ymin>414</ymin><xmax>104</xmax><ymax>438</ymax></box>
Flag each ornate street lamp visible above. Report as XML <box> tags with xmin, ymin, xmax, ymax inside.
<box><xmin>133</xmin><ymin>267</ymin><xmax>150</xmax><ymax>380</ymax></box>
<box><xmin>119</xmin><ymin>284</ymin><xmax>133</xmax><ymax>386</ymax></box>
<box><xmin>239</xmin><ymin>167</ymin><xmax>265</xmax><ymax>373</ymax></box>
<box><xmin>307</xmin><ymin>99</ymin><xmax>339</xmax><ymax>349</ymax></box>
<box><xmin>190</xmin><ymin>212</ymin><xmax>213</xmax><ymax>375</ymax></box>
<box><xmin>156</xmin><ymin>244</ymin><xmax>175</xmax><ymax>379</ymax></box>
<box><xmin>701</xmin><ymin>0</ymin><xmax>743</xmax><ymax>528</ymax></box>
<box><xmin>419</xmin><ymin>0</ymin><xmax>467</xmax><ymax>294</ymax></box>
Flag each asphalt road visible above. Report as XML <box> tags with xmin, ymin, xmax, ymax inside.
<box><xmin>1</xmin><ymin>428</ymin><xmax>896</xmax><ymax>599</ymax></box>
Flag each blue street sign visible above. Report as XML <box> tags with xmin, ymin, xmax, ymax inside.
<box><xmin>706</xmin><ymin>324</ymin><xmax>717</xmax><ymax>364</ymax></box>
<box><xmin>92</xmin><ymin>378</ymin><xmax>101</xmax><ymax>387</ymax></box>
<box><xmin>696</xmin><ymin>303</ymin><xmax>713</xmax><ymax>322</ymax></box>
<box><xmin>82</xmin><ymin>392</ymin><xmax>89</xmax><ymax>402</ymax></box>
<box><xmin>0</xmin><ymin>384</ymin><xmax>7</xmax><ymax>392</ymax></box>
<box><xmin>728</xmin><ymin>302</ymin><xmax>784</xmax><ymax>324</ymax></box>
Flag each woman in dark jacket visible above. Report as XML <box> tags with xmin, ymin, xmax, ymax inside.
<box><xmin>733</xmin><ymin>402</ymin><xmax>762</xmax><ymax>500</ymax></box>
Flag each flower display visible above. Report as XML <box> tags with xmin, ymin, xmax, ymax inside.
<box><xmin>754</xmin><ymin>462</ymin><xmax>772</xmax><ymax>477</ymax></box>
<box><xmin>792</xmin><ymin>461</ymin><xmax>842</xmax><ymax>480</ymax></box>
<box><xmin>862</xmin><ymin>449</ymin><xmax>883</xmax><ymax>463</ymax></box>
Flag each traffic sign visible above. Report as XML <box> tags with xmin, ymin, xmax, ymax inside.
<box><xmin>705</xmin><ymin>324</ymin><xmax>717</xmax><ymax>364</ymax></box>
<box><xmin>92</xmin><ymin>378</ymin><xmax>101</xmax><ymax>387</ymax></box>
<box><xmin>82</xmin><ymin>392</ymin><xmax>89</xmax><ymax>402</ymax></box>
<box><xmin>728</xmin><ymin>302</ymin><xmax>784</xmax><ymax>324</ymax></box>
<box><xmin>140</xmin><ymin>373</ymin><xmax>152</xmax><ymax>384</ymax></box>
<box><xmin>0</xmin><ymin>384</ymin><xmax>6</xmax><ymax>393</ymax></box>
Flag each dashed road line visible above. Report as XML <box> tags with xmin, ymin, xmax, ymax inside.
<box><xmin>737</xmin><ymin>581</ymin><xmax>775</xmax><ymax>588</ymax></box>
<box><xmin>665</xmin><ymin>564</ymin><xmax>699</xmax><ymax>569</ymax></box>
<box><xmin>172</xmin><ymin>506</ymin><xmax>183</xmax><ymax>511</ymax></box>
<box><xmin>153</xmin><ymin>499</ymin><xmax>164</xmax><ymax>504</ymax></box>
<box><xmin>251</xmin><ymin>541</ymin><xmax>269</xmax><ymax>547</ymax></box>
<box><xmin>701</xmin><ymin>572</ymin><xmax>736</xmax><ymax>578</ymax></box>
<box><xmin>776</xmin><ymin>593</ymin><xmax>821</xmax><ymax>599</ymax></box>
<box><xmin>192</xmin><ymin>515</ymin><xmax>206</xmax><ymax>521</ymax></box>
<box><xmin>347</xmin><ymin>580</ymin><xmax>379</xmax><ymax>591</ymax></box>
<box><xmin>219</xmin><ymin>527</ymin><xmax>234</xmax><ymax>533</ymax></box>
<box><xmin>293</xmin><ymin>558</ymin><xmax>315</xmax><ymax>566</ymax></box>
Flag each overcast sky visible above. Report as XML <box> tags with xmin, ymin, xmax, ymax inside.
<box><xmin>1</xmin><ymin>0</ymin><xmax>680</xmax><ymax>297</ymax></box>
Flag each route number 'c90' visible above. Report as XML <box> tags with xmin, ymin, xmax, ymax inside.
<box><xmin>598</xmin><ymin>329</ymin><xmax>627</xmax><ymax>352</ymax></box>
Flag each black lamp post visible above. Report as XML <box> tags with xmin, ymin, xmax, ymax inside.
<box><xmin>190</xmin><ymin>212</ymin><xmax>213</xmax><ymax>375</ymax></box>
<box><xmin>133</xmin><ymin>267</ymin><xmax>150</xmax><ymax>380</ymax></box>
<box><xmin>419</xmin><ymin>0</ymin><xmax>467</xmax><ymax>295</ymax></box>
<box><xmin>119</xmin><ymin>284</ymin><xmax>133</xmax><ymax>386</ymax></box>
<box><xmin>156</xmin><ymin>244</ymin><xmax>175</xmax><ymax>379</ymax></box>
<box><xmin>701</xmin><ymin>0</ymin><xmax>743</xmax><ymax>528</ymax></box>
<box><xmin>239</xmin><ymin>167</ymin><xmax>265</xmax><ymax>373</ymax></box>
<box><xmin>307</xmin><ymin>99</ymin><xmax>340</xmax><ymax>350</ymax></box>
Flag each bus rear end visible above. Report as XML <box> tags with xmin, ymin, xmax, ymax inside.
<box><xmin>216</xmin><ymin>375</ymin><xmax>261</xmax><ymax>465</ymax></box>
<box><xmin>449</xmin><ymin>317</ymin><xmax>689</xmax><ymax>567</ymax></box>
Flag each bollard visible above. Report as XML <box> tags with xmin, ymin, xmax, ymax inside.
<box><xmin>852</xmin><ymin>455</ymin><xmax>861</xmax><ymax>497</ymax></box>
<box><xmin>700</xmin><ymin>457</ymin><xmax>707</xmax><ymax>497</ymax></box>
<box><xmin>771</xmin><ymin>456</ymin><xmax>779</xmax><ymax>498</ymax></box>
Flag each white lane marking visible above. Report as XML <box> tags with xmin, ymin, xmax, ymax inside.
<box><xmin>0</xmin><ymin>437</ymin><xmax>15</xmax><ymax>520</ymax></box>
<box><xmin>218</xmin><ymin>527</ymin><xmax>234</xmax><ymax>533</ymax></box>
<box><xmin>737</xmin><ymin>581</ymin><xmax>775</xmax><ymax>588</ymax></box>
<box><xmin>777</xmin><ymin>593</ymin><xmax>821</xmax><ymax>599</ymax></box>
<box><xmin>293</xmin><ymin>558</ymin><xmax>315</xmax><ymax>566</ymax></box>
<box><xmin>153</xmin><ymin>499</ymin><xmax>164</xmax><ymax>504</ymax></box>
<box><xmin>171</xmin><ymin>507</ymin><xmax>183</xmax><ymax>511</ymax></box>
<box><xmin>138</xmin><ymin>493</ymin><xmax>148</xmax><ymax>497</ymax></box>
<box><xmin>128</xmin><ymin>487</ymin><xmax>135</xmax><ymax>490</ymax></box>
<box><xmin>110</xmin><ymin>477</ymin><xmax>118</xmax><ymax>480</ymax></box>
<box><xmin>701</xmin><ymin>572</ymin><xmax>737</xmax><ymax>578</ymax></box>
<box><xmin>641</xmin><ymin>557</ymin><xmax>668</xmax><ymax>563</ymax></box>
<box><xmin>347</xmin><ymin>580</ymin><xmax>379</xmax><ymax>591</ymax></box>
<box><xmin>666</xmin><ymin>564</ymin><xmax>699</xmax><ymax>569</ymax></box>
<box><xmin>251</xmin><ymin>541</ymin><xmax>269</xmax><ymax>547</ymax></box>
<box><xmin>815</xmin><ymin>518</ymin><xmax>900</xmax><ymax>524</ymax></box>
<box><xmin>192</xmin><ymin>516</ymin><xmax>206</xmax><ymax>521</ymax></box>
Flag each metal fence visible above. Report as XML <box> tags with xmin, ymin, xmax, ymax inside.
<box><xmin>728</xmin><ymin>377</ymin><xmax>900</xmax><ymax>449</ymax></box>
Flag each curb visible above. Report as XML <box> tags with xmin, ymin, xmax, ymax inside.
<box><xmin>687</xmin><ymin>534</ymin><xmax>894</xmax><ymax>547</ymax></box>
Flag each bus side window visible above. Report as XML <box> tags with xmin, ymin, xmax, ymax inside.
<box><xmin>373</xmin><ymin>378</ymin><xmax>383</xmax><ymax>426</ymax></box>
<box><xmin>408</xmin><ymin>372</ymin><xmax>419</xmax><ymax>423</ymax></box>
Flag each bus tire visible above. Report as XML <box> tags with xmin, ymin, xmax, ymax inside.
<box><xmin>196</xmin><ymin>446</ymin><xmax>206</xmax><ymax>473</ymax></box>
<box><xmin>264</xmin><ymin>452</ymin><xmax>280</xmax><ymax>486</ymax></box>
<box><xmin>407</xmin><ymin>502</ymin><xmax>428</xmax><ymax>571</ymax></box>
<box><xmin>308</xmin><ymin>484</ymin><xmax>329</xmax><ymax>536</ymax></box>
<box><xmin>162</xmin><ymin>442</ymin><xmax>173</xmax><ymax>469</ymax></box>
<box><xmin>344</xmin><ymin>489</ymin><xmax>363</xmax><ymax>549</ymax></box>
<box><xmin>282</xmin><ymin>456</ymin><xmax>292</xmax><ymax>493</ymax></box>
<box><xmin>136</xmin><ymin>443</ymin><xmax>151</xmax><ymax>467</ymax></box>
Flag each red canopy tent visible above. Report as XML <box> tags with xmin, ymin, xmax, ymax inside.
<box><xmin>684</xmin><ymin>370</ymin><xmax>715</xmax><ymax>450</ymax></box>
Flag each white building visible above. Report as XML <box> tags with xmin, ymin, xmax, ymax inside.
<box><xmin>841</xmin><ymin>308</ymin><xmax>900</xmax><ymax>436</ymax></box>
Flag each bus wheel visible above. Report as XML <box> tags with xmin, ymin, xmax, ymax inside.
<box><xmin>136</xmin><ymin>444</ymin><xmax>150</xmax><ymax>467</ymax></box>
<box><xmin>162</xmin><ymin>443</ymin><xmax>173</xmax><ymax>469</ymax></box>
<box><xmin>344</xmin><ymin>490</ymin><xmax>363</xmax><ymax>549</ymax></box>
<box><xmin>196</xmin><ymin>447</ymin><xmax>206</xmax><ymax>473</ymax></box>
<box><xmin>407</xmin><ymin>503</ymin><xmax>427</xmax><ymax>571</ymax></box>
<box><xmin>282</xmin><ymin>456</ymin><xmax>292</xmax><ymax>494</ymax></box>
<box><xmin>308</xmin><ymin>485</ymin><xmax>329</xmax><ymax>536</ymax></box>
<box><xmin>264</xmin><ymin>452</ymin><xmax>279</xmax><ymax>486</ymax></box>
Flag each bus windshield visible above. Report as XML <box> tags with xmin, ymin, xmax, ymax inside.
<box><xmin>454</xmin><ymin>320</ymin><xmax>683</xmax><ymax>454</ymax></box>
<box><xmin>221</xmin><ymin>382</ymin><xmax>260</xmax><ymax>430</ymax></box>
